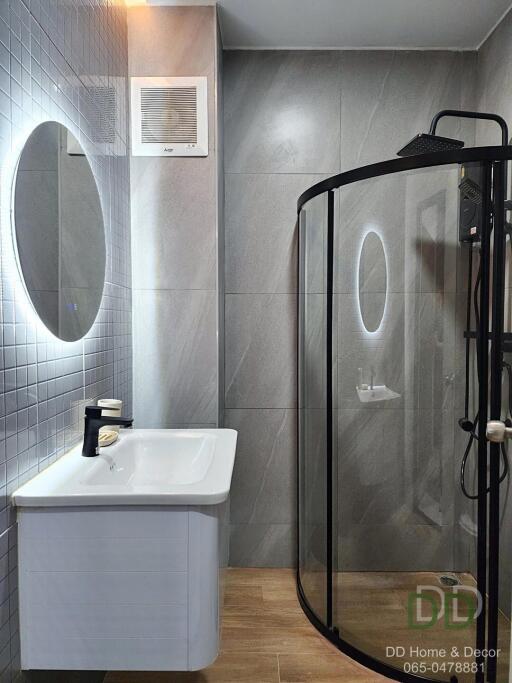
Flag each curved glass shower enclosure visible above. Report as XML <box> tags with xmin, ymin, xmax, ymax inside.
<box><xmin>297</xmin><ymin>144</ymin><xmax>512</xmax><ymax>683</ymax></box>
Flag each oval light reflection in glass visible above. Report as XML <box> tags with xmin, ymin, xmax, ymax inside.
<box><xmin>357</xmin><ymin>230</ymin><xmax>387</xmax><ymax>334</ymax></box>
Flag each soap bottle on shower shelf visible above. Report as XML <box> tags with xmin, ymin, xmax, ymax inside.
<box><xmin>357</xmin><ymin>368</ymin><xmax>368</xmax><ymax>391</ymax></box>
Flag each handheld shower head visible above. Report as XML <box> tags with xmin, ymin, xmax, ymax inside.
<box><xmin>459</xmin><ymin>175</ymin><xmax>482</xmax><ymax>205</ymax></box>
<box><xmin>397</xmin><ymin>133</ymin><xmax>464</xmax><ymax>157</ymax></box>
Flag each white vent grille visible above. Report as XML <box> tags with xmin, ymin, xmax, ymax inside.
<box><xmin>141</xmin><ymin>87</ymin><xmax>197</xmax><ymax>144</ymax></box>
<box><xmin>131</xmin><ymin>77</ymin><xmax>208</xmax><ymax>157</ymax></box>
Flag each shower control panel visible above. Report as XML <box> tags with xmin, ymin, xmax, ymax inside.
<box><xmin>459</xmin><ymin>162</ymin><xmax>484</xmax><ymax>243</ymax></box>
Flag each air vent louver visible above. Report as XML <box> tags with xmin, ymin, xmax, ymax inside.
<box><xmin>131</xmin><ymin>77</ymin><xmax>208</xmax><ymax>157</ymax></box>
<box><xmin>141</xmin><ymin>87</ymin><xmax>197</xmax><ymax>144</ymax></box>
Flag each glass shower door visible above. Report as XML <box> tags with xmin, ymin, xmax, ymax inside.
<box><xmin>297</xmin><ymin>145</ymin><xmax>512</xmax><ymax>683</ymax></box>
<box><xmin>298</xmin><ymin>190</ymin><xmax>332</xmax><ymax>626</ymax></box>
<box><xmin>333</xmin><ymin>163</ymin><xmax>488</xmax><ymax>683</ymax></box>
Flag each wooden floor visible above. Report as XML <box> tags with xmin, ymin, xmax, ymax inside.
<box><xmin>104</xmin><ymin>568</ymin><xmax>386</xmax><ymax>683</ymax></box>
<box><xmin>105</xmin><ymin>568</ymin><xmax>511</xmax><ymax>683</ymax></box>
<box><xmin>304</xmin><ymin>570</ymin><xmax>511</xmax><ymax>683</ymax></box>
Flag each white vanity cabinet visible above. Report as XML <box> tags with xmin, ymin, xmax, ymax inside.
<box><xmin>14</xmin><ymin>429</ymin><xmax>236</xmax><ymax>672</ymax></box>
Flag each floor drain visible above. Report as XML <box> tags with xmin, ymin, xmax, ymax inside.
<box><xmin>439</xmin><ymin>575</ymin><xmax>460</xmax><ymax>587</ymax></box>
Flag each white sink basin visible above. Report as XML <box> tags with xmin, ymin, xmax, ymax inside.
<box><xmin>13</xmin><ymin>428</ymin><xmax>237</xmax><ymax>506</ymax></box>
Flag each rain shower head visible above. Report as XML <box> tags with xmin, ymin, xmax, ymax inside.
<box><xmin>397</xmin><ymin>133</ymin><xmax>465</xmax><ymax>157</ymax></box>
<box><xmin>398</xmin><ymin>109</ymin><xmax>509</xmax><ymax>157</ymax></box>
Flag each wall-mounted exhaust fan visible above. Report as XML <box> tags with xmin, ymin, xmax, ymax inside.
<box><xmin>131</xmin><ymin>76</ymin><xmax>208</xmax><ymax>157</ymax></box>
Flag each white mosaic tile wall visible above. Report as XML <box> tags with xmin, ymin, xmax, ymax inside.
<box><xmin>0</xmin><ymin>0</ymin><xmax>130</xmax><ymax>679</ymax></box>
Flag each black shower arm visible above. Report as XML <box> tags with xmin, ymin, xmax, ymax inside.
<box><xmin>429</xmin><ymin>109</ymin><xmax>509</xmax><ymax>146</ymax></box>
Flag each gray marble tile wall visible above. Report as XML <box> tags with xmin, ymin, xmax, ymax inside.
<box><xmin>0</xmin><ymin>0</ymin><xmax>131</xmax><ymax>680</ymax></box>
<box><xmin>216</xmin><ymin>21</ymin><xmax>225</xmax><ymax>428</ymax></box>
<box><xmin>128</xmin><ymin>6</ymin><xmax>222</xmax><ymax>430</ymax></box>
<box><xmin>475</xmin><ymin>8</ymin><xmax>512</xmax><ymax>147</ymax></box>
<box><xmin>223</xmin><ymin>49</ymin><xmax>478</xmax><ymax>568</ymax></box>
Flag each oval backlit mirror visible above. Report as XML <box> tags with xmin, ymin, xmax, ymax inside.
<box><xmin>358</xmin><ymin>231</ymin><xmax>387</xmax><ymax>334</ymax></box>
<box><xmin>13</xmin><ymin>122</ymin><xmax>106</xmax><ymax>341</ymax></box>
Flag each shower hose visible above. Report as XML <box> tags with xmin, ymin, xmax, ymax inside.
<box><xmin>459</xmin><ymin>240</ymin><xmax>510</xmax><ymax>500</ymax></box>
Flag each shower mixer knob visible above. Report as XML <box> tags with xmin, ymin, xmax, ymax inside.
<box><xmin>486</xmin><ymin>420</ymin><xmax>512</xmax><ymax>443</ymax></box>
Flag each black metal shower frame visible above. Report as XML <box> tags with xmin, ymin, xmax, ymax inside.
<box><xmin>296</xmin><ymin>145</ymin><xmax>512</xmax><ymax>683</ymax></box>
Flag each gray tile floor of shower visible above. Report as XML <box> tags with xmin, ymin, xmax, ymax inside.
<box><xmin>302</xmin><ymin>571</ymin><xmax>510</xmax><ymax>683</ymax></box>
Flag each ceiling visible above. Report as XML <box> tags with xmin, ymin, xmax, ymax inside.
<box><xmin>148</xmin><ymin>0</ymin><xmax>512</xmax><ymax>50</ymax></box>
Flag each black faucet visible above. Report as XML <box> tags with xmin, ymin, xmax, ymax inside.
<box><xmin>82</xmin><ymin>405</ymin><xmax>133</xmax><ymax>457</ymax></box>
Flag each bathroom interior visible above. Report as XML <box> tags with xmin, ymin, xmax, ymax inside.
<box><xmin>3</xmin><ymin>0</ymin><xmax>512</xmax><ymax>682</ymax></box>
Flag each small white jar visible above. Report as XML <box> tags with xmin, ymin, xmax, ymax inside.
<box><xmin>97</xmin><ymin>399</ymin><xmax>123</xmax><ymax>433</ymax></box>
